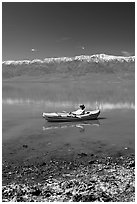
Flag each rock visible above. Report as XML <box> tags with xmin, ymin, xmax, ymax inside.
<box><xmin>23</xmin><ymin>144</ymin><xmax>28</xmax><ymax>148</ymax></box>
<box><xmin>40</xmin><ymin>162</ymin><xmax>46</xmax><ymax>166</ymax></box>
<box><xmin>82</xmin><ymin>194</ymin><xmax>97</xmax><ymax>202</ymax></box>
<box><xmin>65</xmin><ymin>190</ymin><xmax>73</xmax><ymax>196</ymax></box>
<box><xmin>73</xmin><ymin>194</ymin><xmax>82</xmax><ymax>202</ymax></box>
<box><xmin>101</xmin><ymin>192</ymin><xmax>112</xmax><ymax>202</ymax></box>
<box><xmin>45</xmin><ymin>192</ymin><xmax>51</xmax><ymax>197</ymax></box>
<box><xmin>31</xmin><ymin>188</ymin><xmax>41</xmax><ymax>196</ymax></box>
<box><xmin>43</xmin><ymin>190</ymin><xmax>52</xmax><ymax>197</ymax></box>
<box><xmin>129</xmin><ymin>161</ymin><xmax>135</xmax><ymax>167</ymax></box>
<box><xmin>78</xmin><ymin>153</ymin><xmax>88</xmax><ymax>157</ymax></box>
<box><xmin>88</xmin><ymin>159</ymin><xmax>95</xmax><ymax>164</ymax></box>
<box><xmin>30</xmin><ymin>199</ymin><xmax>34</xmax><ymax>202</ymax></box>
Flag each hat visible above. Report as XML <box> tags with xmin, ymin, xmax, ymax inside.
<box><xmin>80</xmin><ymin>104</ymin><xmax>85</xmax><ymax>109</ymax></box>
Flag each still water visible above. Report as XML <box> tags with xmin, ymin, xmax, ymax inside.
<box><xmin>3</xmin><ymin>101</ymin><xmax>135</xmax><ymax>150</ymax></box>
<box><xmin>2</xmin><ymin>77</ymin><xmax>135</xmax><ymax>162</ymax></box>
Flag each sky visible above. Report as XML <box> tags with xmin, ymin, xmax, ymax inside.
<box><xmin>2</xmin><ymin>2</ymin><xmax>135</xmax><ymax>60</ymax></box>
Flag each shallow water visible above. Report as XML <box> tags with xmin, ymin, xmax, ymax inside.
<box><xmin>2</xmin><ymin>75</ymin><xmax>135</xmax><ymax>162</ymax></box>
<box><xmin>2</xmin><ymin>102</ymin><xmax>134</xmax><ymax>151</ymax></box>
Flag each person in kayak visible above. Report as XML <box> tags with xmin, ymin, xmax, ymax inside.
<box><xmin>70</xmin><ymin>104</ymin><xmax>86</xmax><ymax>116</ymax></box>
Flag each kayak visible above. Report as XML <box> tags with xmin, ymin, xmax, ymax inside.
<box><xmin>42</xmin><ymin>109</ymin><xmax>100</xmax><ymax>122</ymax></box>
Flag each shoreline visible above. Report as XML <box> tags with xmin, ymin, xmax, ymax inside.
<box><xmin>2</xmin><ymin>149</ymin><xmax>135</xmax><ymax>202</ymax></box>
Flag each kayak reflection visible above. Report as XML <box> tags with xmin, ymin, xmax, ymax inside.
<box><xmin>42</xmin><ymin>120</ymin><xmax>100</xmax><ymax>132</ymax></box>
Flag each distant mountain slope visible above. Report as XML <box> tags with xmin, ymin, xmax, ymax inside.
<box><xmin>2</xmin><ymin>54</ymin><xmax>135</xmax><ymax>79</ymax></box>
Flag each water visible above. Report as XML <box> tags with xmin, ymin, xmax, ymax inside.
<box><xmin>2</xmin><ymin>74</ymin><xmax>135</xmax><ymax>163</ymax></box>
<box><xmin>3</xmin><ymin>102</ymin><xmax>134</xmax><ymax>146</ymax></box>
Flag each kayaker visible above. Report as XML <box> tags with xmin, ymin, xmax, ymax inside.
<box><xmin>70</xmin><ymin>104</ymin><xmax>85</xmax><ymax>116</ymax></box>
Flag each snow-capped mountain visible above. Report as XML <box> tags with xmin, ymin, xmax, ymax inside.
<box><xmin>2</xmin><ymin>54</ymin><xmax>135</xmax><ymax>79</ymax></box>
<box><xmin>2</xmin><ymin>54</ymin><xmax>135</xmax><ymax>65</ymax></box>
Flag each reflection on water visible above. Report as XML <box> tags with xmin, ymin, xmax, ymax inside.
<box><xmin>2</xmin><ymin>98</ymin><xmax>135</xmax><ymax>111</ymax></box>
<box><xmin>2</xmin><ymin>77</ymin><xmax>134</xmax><ymax>155</ymax></box>
<box><xmin>42</xmin><ymin>120</ymin><xmax>100</xmax><ymax>132</ymax></box>
<box><xmin>2</xmin><ymin>102</ymin><xmax>134</xmax><ymax>151</ymax></box>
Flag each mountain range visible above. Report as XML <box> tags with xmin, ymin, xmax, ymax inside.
<box><xmin>2</xmin><ymin>54</ymin><xmax>135</xmax><ymax>79</ymax></box>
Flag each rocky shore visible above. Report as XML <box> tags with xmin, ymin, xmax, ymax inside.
<box><xmin>2</xmin><ymin>151</ymin><xmax>135</xmax><ymax>202</ymax></box>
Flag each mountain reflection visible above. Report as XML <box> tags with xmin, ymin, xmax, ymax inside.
<box><xmin>2</xmin><ymin>99</ymin><xmax>135</xmax><ymax>111</ymax></box>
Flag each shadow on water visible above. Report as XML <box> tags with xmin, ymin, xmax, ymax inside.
<box><xmin>98</xmin><ymin>117</ymin><xmax>107</xmax><ymax>120</ymax></box>
<box><xmin>43</xmin><ymin>119</ymin><xmax>100</xmax><ymax>132</ymax></box>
